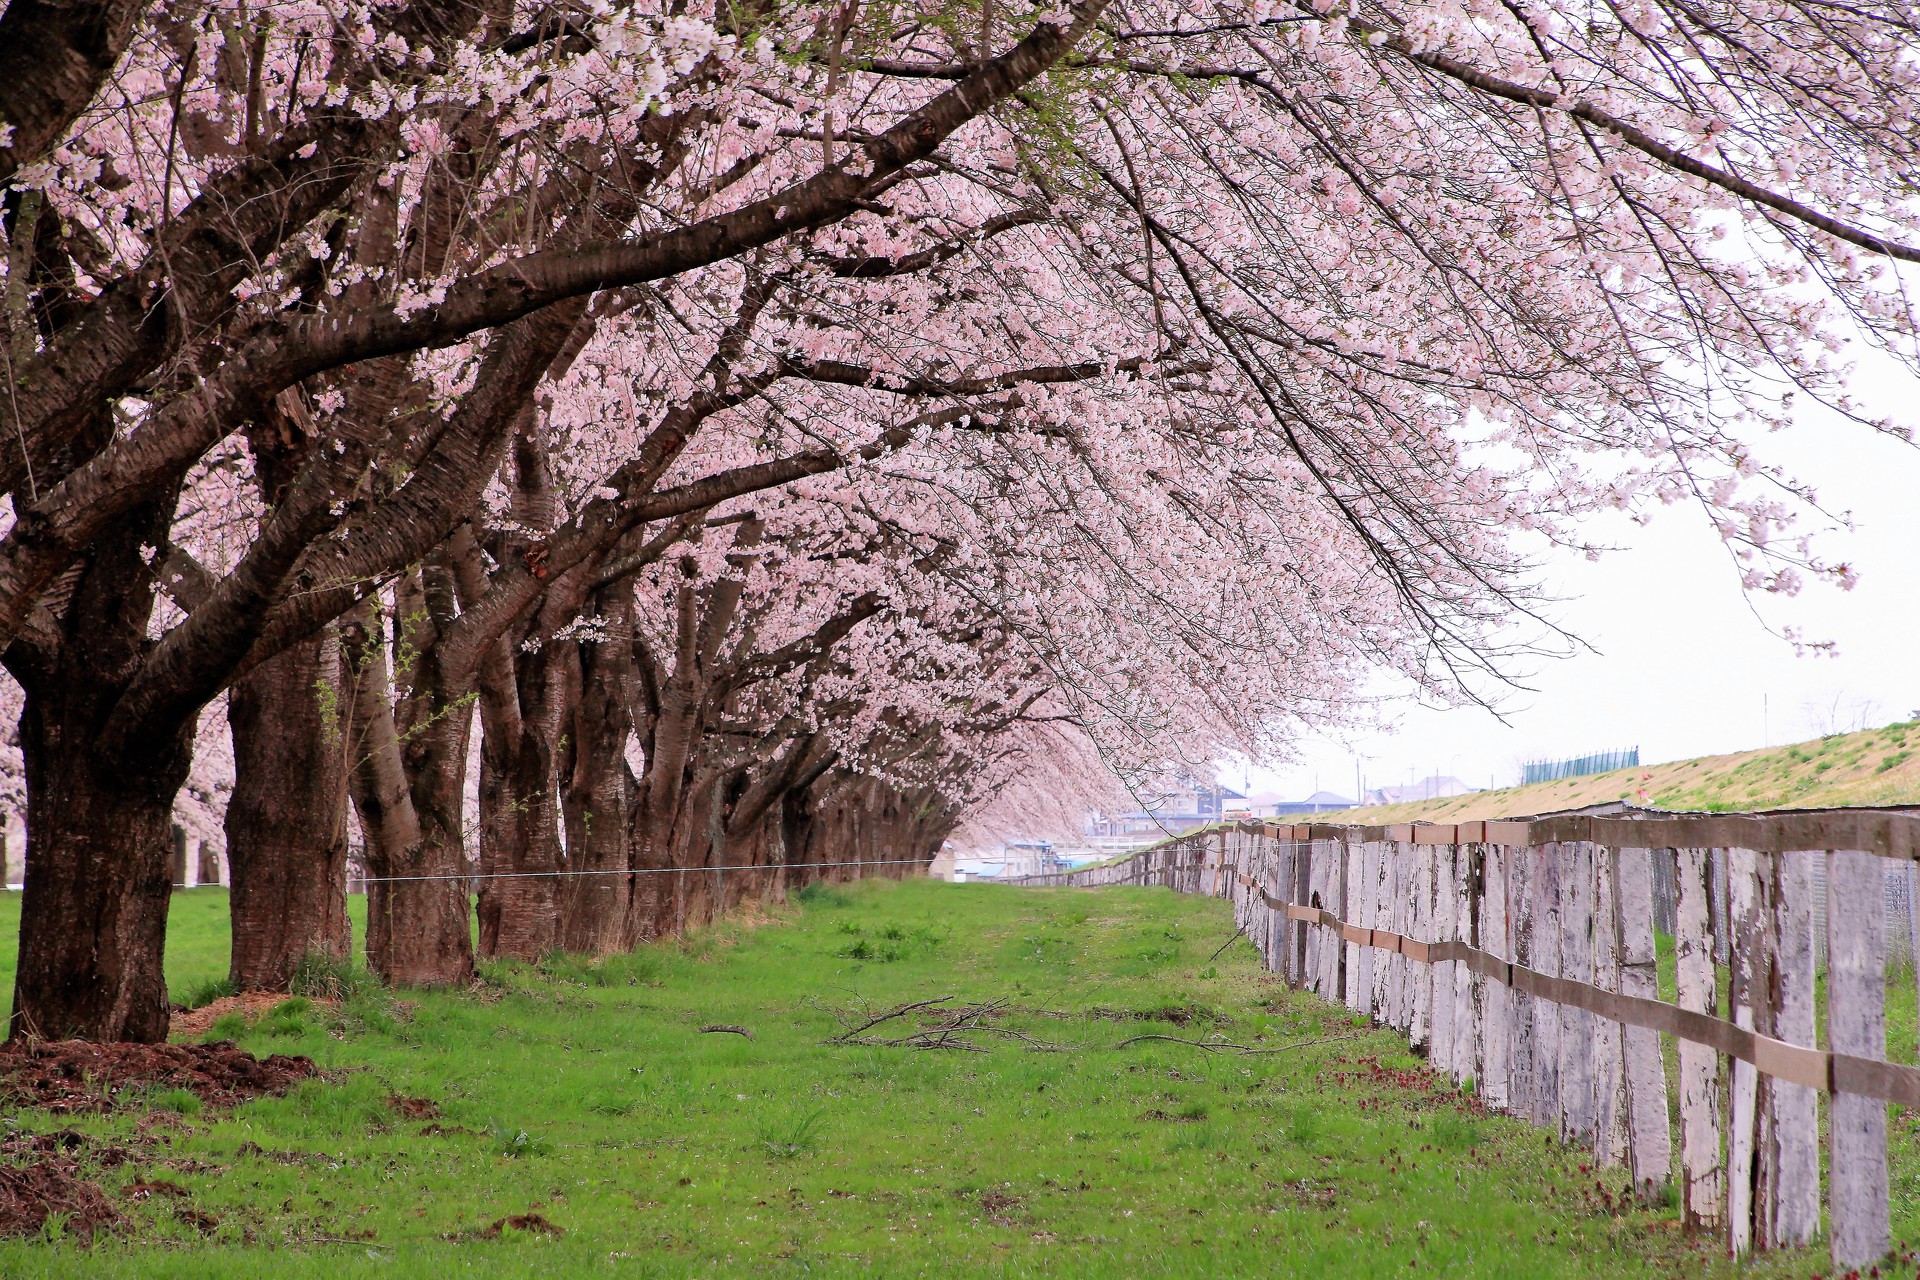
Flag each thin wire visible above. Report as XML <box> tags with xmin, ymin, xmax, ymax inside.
<box><xmin>357</xmin><ymin>857</ymin><xmax>934</xmax><ymax>885</ymax></box>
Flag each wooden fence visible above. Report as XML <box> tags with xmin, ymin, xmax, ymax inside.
<box><xmin>1003</xmin><ymin>808</ymin><xmax>1920</xmax><ymax>1268</ymax></box>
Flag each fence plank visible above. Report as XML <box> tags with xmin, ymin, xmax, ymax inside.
<box><xmin>1372</xmin><ymin>841</ymin><xmax>1395</xmax><ymax>1022</ymax></box>
<box><xmin>1530</xmin><ymin>843</ymin><xmax>1563</xmax><ymax>1131</ymax></box>
<box><xmin>1479</xmin><ymin>844</ymin><xmax>1511</xmax><ymax>1111</ymax></box>
<box><xmin>1559</xmin><ymin>842</ymin><xmax>1595</xmax><ymax>1146</ymax></box>
<box><xmin>1344</xmin><ymin>839</ymin><xmax>1365</xmax><ymax>1012</ymax></box>
<box><xmin>1613</xmin><ymin>846</ymin><xmax>1672</xmax><ymax>1198</ymax></box>
<box><xmin>1589</xmin><ymin>842</ymin><xmax>1628</xmax><ymax>1166</ymax></box>
<box><xmin>1385</xmin><ymin>841</ymin><xmax>1408</xmax><ymax>1033</ymax></box>
<box><xmin>1430</xmin><ymin>843</ymin><xmax>1457</xmax><ymax>1071</ymax></box>
<box><xmin>1275</xmin><ymin>835</ymin><xmax>1292</xmax><ymax>974</ymax></box>
<box><xmin>1725</xmin><ymin>847</ymin><xmax>1766</xmax><ymax>1256</ymax></box>
<box><xmin>1507</xmin><ymin>844</ymin><xmax>1536</xmax><ymax>1119</ymax></box>
<box><xmin>1400</xmin><ymin>841</ymin><xmax>1423</xmax><ymax>1036</ymax></box>
<box><xmin>1292</xmin><ymin>837</ymin><xmax>1311</xmax><ymax>985</ymax></box>
<box><xmin>1353</xmin><ymin>840</ymin><xmax>1379</xmax><ymax>1020</ymax></box>
<box><xmin>1675</xmin><ymin>846</ymin><xmax>1725</xmax><ymax>1234</ymax></box>
<box><xmin>1828</xmin><ymin>847</ymin><xmax>1890</xmax><ymax>1270</ymax></box>
<box><xmin>1767</xmin><ymin>848</ymin><xmax>1818</xmax><ymax>1247</ymax></box>
<box><xmin>1452</xmin><ymin>844</ymin><xmax>1478</xmax><ymax>1087</ymax></box>
<box><xmin>1410</xmin><ymin>844</ymin><xmax>1433</xmax><ymax>1052</ymax></box>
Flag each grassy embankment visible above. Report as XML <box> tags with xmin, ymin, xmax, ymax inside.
<box><xmin>1340</xmin><ymin>719</ymin><xmax>1920</xmax><ymax>824</ymax></box>
<box><xmin>0</xmin><ymin>880</ymin><xmax>1915</xmax><ymax>1277</ymax></box>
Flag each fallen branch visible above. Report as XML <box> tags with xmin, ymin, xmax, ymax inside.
<box><xmin>699</xmin><ymin>1024</ymin><xmax>753</xmax><ymax>1039</ymax></box>
<box><xmin>1114</xmin><ymin>1033</ymin><xmax>1249</xmax><ymax>1052</ymax></box>
<box><xmin>826</xmin><ymin>995</ymin><xmax>956</xmax><ymax>1043</ymax></box>
<box><xmin>1206</xmin><ymin>924</ymin><xmax>1249</xmax><ymax>964</ymax></box>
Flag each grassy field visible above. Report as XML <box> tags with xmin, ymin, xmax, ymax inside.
<box><xmin>1340</xmin><ymin>719</ymin><xmax>1920</xmax><ymax>824</ymax></box>
<box><xmin>0</xmin><ymin>880</ymin><xmax>1908</xmax><ymax>1277</ymax></box>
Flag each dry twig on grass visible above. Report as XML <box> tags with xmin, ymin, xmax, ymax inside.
<box><xmin>698</xmin><ymin>1024</ymin><xmax>753</xmax><ymax>1039</ymax></box>
<box><xmin>822</xmin><ymin>996</ymin><xmax>1076</xmax><ymax>1053</ymax></box>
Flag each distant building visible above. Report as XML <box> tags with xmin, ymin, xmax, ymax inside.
<box><xmin>1001</xmin><ymin>839</ymin><xmax>1065</xmax><ymax>877</ymax></box>
<box><xmin>1364</xmin><ymin>775</ymin><xmax>1478</xmax><ymax>806</ymax></box>
<box><xmin>1223</xmin><ymin>790</ymin><xmax>1355</xmax><ymax>818</ymax></box>
<box><xmin>1085</xmin><ymin>781</ymin><xmax>1244</xmax><ymax>851</ymax></box>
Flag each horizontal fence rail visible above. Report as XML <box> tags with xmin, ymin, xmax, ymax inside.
<box><xmin>1001</xmin><ymin>807</ymin><xmax>1920</xmax><ymax>1268</ymax></box>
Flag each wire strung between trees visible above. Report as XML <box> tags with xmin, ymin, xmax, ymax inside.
<box><xmin>355</xmin><ymin>857</ymin><xmax>937</xmax><ymax>885</ymax></box>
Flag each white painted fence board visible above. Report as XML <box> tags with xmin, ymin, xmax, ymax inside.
<box><xmin>1613</xmin><ymin>846</ymin><xmax>1672</xmax><ymax>1198</ymax></box>
<box><xmin>1589</xmin><ymin>843</ymin><xmax>1627</xmax><ymax>1166</ymax></box>
<box><xmin>1767</xmin><ymin>848</ymin><xmax>1818</xmax><ymax>1247</ymax></box>
<box><xmin>1675</xmin><ymin>847</ymin><xmax>1725</xmax><ymax>1234</ymax></box>
<box><xmin>1827</xmin><ymin>848</ymin><xmax>1890</xmax><ymax>1270</ymax></box>
<box><xmin>1530</xmin><ymin>843</ymin><xmax>1563</xmax><ymax>1131</ymax></box>
<box><xmin>1479</xmin><ymin>844</ymin><xmax>1511</xmax><ymax>1111</ymax></box>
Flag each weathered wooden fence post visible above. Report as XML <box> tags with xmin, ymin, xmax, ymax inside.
<box><xmin>1410</xmin><ymin>833</ymin><xmax>1434</xmax><ymax>1053</ymax></box>
<box><xmin>1589</xmin><ymin>842</ymin><xmax>1627</xmax><ymax>1165</ymax></box>
<box><xmin>1827</xmin><ymin>847</ymin><xmax>1890</xmax><ymax>1270</ymax></box>
<box><xmin>1451</xmin><ymin>838</ymin><xmax>1478</xmax><ymax>1087</ymax></box>
<box><xmin>1479</xmin><ymin>837</ymin><xmax>1511</xmax><ymax>1111</ymax></box>
<box><xmin>1506</xmin><ymin>842</ymin><xmax>1536</xmax><ymax>1119</ymax></box>
<box><xmin>1351</xmin><ymin>838</ymin><xmax>1377</xmax><ymax>1018</ymax></box>
<box><xmin>1558</xmin><ymin>841</ymin><xmax>1595</xmax><ymax>1146</ymax></box>
<box><xmin>1725</xmin><ymin>846</ymin><xmax>1771</xmax><ymax>1256</ymax></box>
<box><xmin>1529</xmin><ymin>843</ymin><xmax>1563</xmax><ymax>1131</ymax></box>
<box><xmin>1429</xmin><ymin>836</ymin><xmax>1456</xmax><ymax>1070</ymax></box>
<box><xmin>1613</xmin><ymin>846</ymin><xmax>1672</xmax><ymax>1199</ymax></box>
<box><xmin>1675</xmin><ymin>846</ymin><xmax>1724</xmax><ymax>1234</ymax></box>
<box><xmin>1767</xmin><ymin>847</ymin><xmax>1818</xmax><ymax>1247</ymax></box>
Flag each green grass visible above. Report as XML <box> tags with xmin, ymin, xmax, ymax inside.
<box><xmin>0</xmin><ymin>888</ymin><xmax>249</xmax><ymax>1027</ymax></box>
<box><xmin>0</xmin><ymin>880</ymin><xmax>1903</xmax><ymax>1276</ymax></box>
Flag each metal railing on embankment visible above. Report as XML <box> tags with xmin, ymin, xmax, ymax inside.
<box><xmin>1001</xmin><ymin>806</ymin><xmax>1920</xmax><ymax>1270</ymax></box>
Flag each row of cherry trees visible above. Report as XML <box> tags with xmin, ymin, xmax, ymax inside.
<box><xmin>1</xmin><ymin>0</ymin><xmax>1916</xmax><ymax>1041</ymax></box>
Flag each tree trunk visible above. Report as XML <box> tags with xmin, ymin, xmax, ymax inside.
<box><xmin>560</xmin><ymin>588</ymin><xmax>636</xmax><ymax>954</ymax></box>
<box><xmin>476</xmin><ymin>698</ymin><xmax>566</xmax><ymax>960</ymax></box>
<box><xmin>225</xmin><ymin>628</ymin><xmax>351</xmax><ymax>989</ymax></box>
<box><xmin>6</xmin><ymin>483</ymin><xmax>192</xmax><ymax>1043</ymax></box>
<box><xmin>342</xmin><ymin>602</ymin><xmax>475</xmax><ymax>988</ymax></box>
<box><xmin>9</xmin><ymin>694</ymin><xmax>191</xmax><ymax>1041</ymax></box>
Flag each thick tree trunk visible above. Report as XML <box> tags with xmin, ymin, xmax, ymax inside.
<box><xmin>6</xmin><ymin>481</ymin><xmax>192</xmax><ymax>1043</ymax></box>
<box><xmin>342</xmin><ymin>603</ymin><xmax>475</xmax><ymax>987</ymax></box>
<box><xmin>9</xmin><ymin>698</ymin><xmax>190</xmax><ymax>1041</ymax></box>
<box><xmin>560</xmin><ymin>589</ymin><xmax>636</xmax><ymax>954</ymax></box>
<box><xmin>476</xmin><ymin>710</ymin><xmax>566</xmax><ymax>960</ymax></box>
<box><xmin>225</xmin><ymin>628</ymin><xmax>351</xmax><ymax>989</ymax></box>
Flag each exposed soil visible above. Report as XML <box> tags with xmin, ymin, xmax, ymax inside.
<box><xmin>0</xmin><ymin>1159</ymin><xmax>118</xmax><ymax>1241</ymax></box>
<box><xmin>170</xmin><ymin>992</ymin><xmax>337</xmax><ymax>1039</ymax></box>
<box><xmin>448</xmin><ymin>1212</ymin><xmax>565</xmax><ymax>1241</ymax></box>
<box><xmin>387</xmin><ymin>1095</ymin><xmax>441</xmax><ymax>1120</ymax></box>
<box><xmin>0</xmin><ymin>1039</ymin><xmax>321</xmax><ymax>1113</ymax></box>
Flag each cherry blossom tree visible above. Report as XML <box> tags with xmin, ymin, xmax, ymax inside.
<box><xmin>0</xmin><ymin>0</ymin><xmax>1916</xmax><ymax>1041</ymax></box>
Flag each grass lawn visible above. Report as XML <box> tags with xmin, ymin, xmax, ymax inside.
<box><xmin>0</xmin><ymin>879</ymin><xmax>1904</xmax><ymax>1277</ymax></box>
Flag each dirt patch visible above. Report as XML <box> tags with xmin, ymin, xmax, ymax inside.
<box><xmin>172</xmin><ymin>1206</ymin><xmax>220</xmax><ymax>1233</ymax></box>
<box><xmin>0</xmin><ymin>1128</ymin><xmax>133</xmax><ymax>1170</ymax></box>
<box><xmin>124</xmin><ymin>1179</ymin><xmax>187</xmax><ymax>1199</ymax></box>
<box><xmin>448</xmin><ymin>1212</ymin><xmax>565</xmax><ymax>1241</ymax></box>
<box><xmin>0</xmin><ymin>1159</ymin><xmax>119</xmax><ymax>1241</ymax></box>
<box><xmin>170</xmin><ymin>992</ymin><xmax>337</xmax><ymax>1039</ymax></box>
<box><xmin>977</xmin><ymin>1189</ymin><xmax>1025</xmax><ymax>1227</ymax></box>
<box><xmin>0</xmin><ymin>1039</ymin><xmax>321</xmax><ymax>1113</ymax></box>
<box><xmin>387</xmin><ymin>1095</ymin><xmax>440</xmax><ymax>1120</ymax></box>
<box><xmin>1084</xmin><ymin>1004</ymin><xmax>1231</xmax><ymax>1026</ymax></box>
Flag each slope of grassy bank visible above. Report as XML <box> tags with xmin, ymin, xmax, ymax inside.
<box><xmin>0</xmin><ymin>880</ymin><xmax>1887</xmax><ymax>1277</ymax></box>
<box><xmin>1341</xmin><ymin>719</ymin><xmax>1920</xmax><ymax>823</ymax></box>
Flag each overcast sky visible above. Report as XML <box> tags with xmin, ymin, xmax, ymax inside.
<box><xmin>1238</xmin><ymin>359</ymin><xmax>1920</xmax><ymax>803</ymax></box>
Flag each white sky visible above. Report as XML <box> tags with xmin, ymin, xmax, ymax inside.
<box><xmin>1235</xmin><ymin>362</ymin><xmax>1920</xmax><ymax>802</ymax></box>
